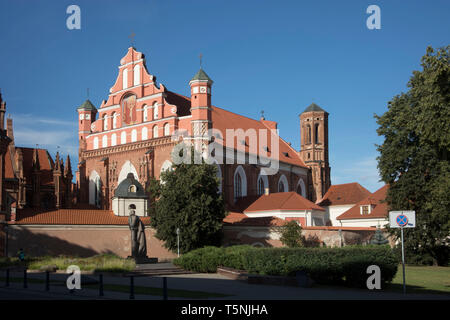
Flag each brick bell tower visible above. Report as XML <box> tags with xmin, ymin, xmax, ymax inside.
<box><xmin>299</xmin><ymin>103</ymin><xmax>331</xmax><ymax>202</ymax></box>
<box><xmin>189</xmin><ymin>68</ymin><xmax>213</xmax><ymax>153</ymax></box>
<box><xmin>76</xmin><ymin>99</ymin><xmax>97</xmax><ymax>204</ymax></box>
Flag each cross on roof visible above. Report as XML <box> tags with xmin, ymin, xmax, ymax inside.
<box><xmin>129</xmin><ymin>32</ymin><xmax>136</xmax><ymax>46</ymax></box>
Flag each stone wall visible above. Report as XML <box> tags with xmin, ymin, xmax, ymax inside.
<box><xmin>6</xmin><ymin>225</ymin><xmax>177</xmax><ymax>260</ymax></box>
<box><xmin>223</xmin><ymin>225</ymin><xmax>392</xmax><ymax>248</ymax></box>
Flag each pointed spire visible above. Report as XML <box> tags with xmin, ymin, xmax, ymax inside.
<box><xmin>32</xmin><ymin>148</ymin><xmax>40</xmax><ymax>171</ymax></box>
<box><xmin>54</xmin><ymin>152</ymin><xmax>61</xmax><ymax>172</ymax></box>
<box><xmin>64</xmin><ymin>154</ymin><xmax>73</xmax><ymax>178</ymax></box>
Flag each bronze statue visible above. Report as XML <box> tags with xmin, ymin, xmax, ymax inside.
<box><xmin>128</xmin><ymin>205</ymin><xmax>147</xmax><ymax>258</ymax></box>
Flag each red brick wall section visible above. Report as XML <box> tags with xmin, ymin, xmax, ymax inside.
<box><xmin>7</xmin><ymin>225</ymin><xmax>177</xmax><ymax>261</ymax></box>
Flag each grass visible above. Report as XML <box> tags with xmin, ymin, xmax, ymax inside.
<box><xmin>0</xmin><ymin>254</ymin><xmax>136</xmax><ymax>273</ymax></box>
<box><xmin>385</xmin><ymin>264</ymin><xmax>450</xmax><ymax>295</ymax></box>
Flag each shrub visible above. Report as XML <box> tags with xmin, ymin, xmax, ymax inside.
<box><xmin>222</xmin><ymin>245</ymin><xmax>254</xmax><ymax>270</ymax></box>
<box><xmin>175</xmin><ymin>245</ymin><xmax>398</xmax><ymax>288</ymax></box>
<box><xmin>280</xmin><ymin>221</ymin><xmax>304</xmax><ymax>248</ymax></box>
<box><xmin>173</xmin><ymin>246</ymin><xmax>225</xmax><ymax>273</ymax></box>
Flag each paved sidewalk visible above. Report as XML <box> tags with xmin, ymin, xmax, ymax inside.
<box><xmin>1</xmin><ymin>271</ymin><xmax>449</xmax><ymax>300</ymax></box>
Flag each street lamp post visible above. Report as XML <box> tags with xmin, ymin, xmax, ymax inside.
<box><xmin>176</xmin><ymin>228</ymin><xmax>180</xmax><ymax>257</ymax></box>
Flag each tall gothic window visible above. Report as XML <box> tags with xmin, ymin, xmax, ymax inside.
<box><xmin>122</xmin><ymin>68</ymin><xmax>128</xmax><ymax>89</ymax></box>
<box><xmin>153</xmin><ymin>125</ymin><xmax>158</xmax><ymax>138</ymax></box>
<box><xmin>296</xmin><ymin>184</ymin><xmax>302</xmax><ymax>196</ymax></box>
<box><xmin>257</xmin><ymin>177</ymin><xmax>265</xmax><ymax>196</ymax></box>
<box><xmin>306</xmin><ymin>124</ymin><xmax>311</xmax><ymax>144</ymax></box>
<box><xmin>315</xmin><ymin>123</ymin><xmax>319</xmax><ymax>144</ymax></box>
<box><xmin>164</xmin><ymin>123</ymin><xmax>170</xmax><ymax>136</ymax></box>
<box><xmin>234</xmin><ymin>174</ymin><xmax>242</xmax><ymax>200</ymax></box>
<box><xmin>142</xmin><ymin>127</ymin><xmax>148</xmax><ymax>140</ymax></box>
<box><xmin>143</xmin><ymin>105</ymin><xmax>148</xmax><ymax>122</ymax></box>
<box><xmin>112</xmin><ymin>112</ymin><xmax>118</xmax><ymax>129</ymax></box>
<box><xmin>278</xmin><ymin>181</ymin><xmax>285</xmax><ymax>193</ymax></box>
<box><xmin>103</xmin><ymin>114</ymin><xmax>108</xmax><ymax>131</ymax></box>
<box><xmin>133</xmin><ymin>65</ymin><xmax>140</xmax><ymax>86</ymax></box>
<box><xmin>153</xmin><ymin>103</ymin><xmax>159</xmax><ymax>119</ymax></box>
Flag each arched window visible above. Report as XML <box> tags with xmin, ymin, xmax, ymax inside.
<box><xmin>122</xmin><ymin>68</ymin><xmax>128</xmax><ymax>89</ymax></box>
<box><xmin>235</xmin><ymin>174</ymin><xmax>242</xmax><ymax>200</ymax></box>
<box><xmin>121</xmin><ymin>131</ymin><xmax>127</xmax><ymax>144</ymax></box>
<box><xmin>296</xmin><ymin>178</ymin><xmax>306</xmax><ymax>198</ymax></box>
<box><xmin>153</xmin><ymin>125</ymin><xmax>158</xmax><ymax>138</ymax></box>
<box><xmin>257</xmin><ymin>171</ymin><xmax>269</xmax><ymax>196</ymax></box>
<box><xmin>131</xmin><ymin>129</ymin><xmax>137</xmax><ymax>142</ymax></box>
<box><xmin>111</xmin><ymin>133</ymin><xmax>117</xmax><ymax>146</ymax></box>
<box><xmin>112</xmin><ymin>112</ymin><xmax>118</xmax><ymax>129</ymax></box>
<box><xmin>164</xmin><ymin>123</ymin><xmax>170</xmax><ymax>136</ymax></box>
<box><xmin>153</xmin><ymin>103</ymin><xmax>158</xmax><ymax>119</ymax></box>
<box><xmin>103</xmin><ymin>114</ymin><xmax>108</xmax><ymax>131</ymax></box>
<box><xmin>143</xmin><ymin>105</ymin><xmax>148</xmax><ymax>122</ymax></box>
<box><xmin>233</xmin><ymin>166</ymin><xmax>247</xmax><ymax>201</ymax></box>
<box><xmin>257</xmin><ymin>177</ymin><xmax>265</xmax><ymax>196</ymax></box>
<box><xmin>315</xmin><ymin>123</ymin><xmax>319</xmax><ymax>144</ymax></box>
<box><xmin>278</xmin><ymin>175</ymin><xmax>289</xmax><ymax>193</ymax></box>
<box><xmin>93</xmin><ymin>137</ymin><xmax>99</xmax><ymax>149</ymax></box>
<box><xmin>306</xmin><ymin>124</ymin><xmax>311</xmax><ymax>144</ymax></box>
<box><xmin>278</xmin><ymin>180</ymin><xmax>284</xmax><ymax>192</ymax></box>
<box><xmin>129</xmin><ymin>185</ymin><xmax>137</xmax><ymax>193</ymax></box>
<box><xmin>142</xmin><ymin>127</ymin><xmax>148</xmax><ymax>140</ymax></box>
<box><xmin>102</xmin><ymin>135</ymin><xmax>108</xmax><ymax>148</ymax></box>
<box><xmin>133</xmin><ymin>65</ymin><xmax>140</xmax><ymax>86</ymax></box>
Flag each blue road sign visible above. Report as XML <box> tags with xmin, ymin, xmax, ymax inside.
<box><xmin>396</xmin><ymin>215</ymin><xmax>408</xmax><ymax>227</ymax></box>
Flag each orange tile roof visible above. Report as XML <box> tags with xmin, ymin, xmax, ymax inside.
<box><xmin>223</xmin><ymin>212</ymin><xmax>286</xmax><ymax>227</ymax></box>
<box><xmin>168</xmin><ymin>92</ymin><xmax>307</xmax><ymax>169</ymax></box>
<box><xmin>5</xmin><ymin>148</ymin><xmax>15</xmax><ymax>179</ymax></box>
<box><xmin>336</xmin><ymin>185</ymin><xmax>389</xmax><ymax>220</ymax></box>
<box><xmin>318</xmin><ymin>182</ymin><xmax>371</xmax><ymax>206</ymax></box>
<box><xmin>210</xmin><ymin>105</ymin><xmax>307</xmax><ymax>168</ymax></box>
<box><xmin>12</xmin><ymin>209</ymin><xmax>151</xmax><ymax>225</ymax></box>
<box><xmin>244</xmin><ymin>192</ymin><xmax>325</xmax><ymax>213</ymax></box>
<box><xmin>5</xmin><ymin>147</ymin><xmax>55</xmax><ymax>186</ymax></box>
<box><xmin>19</xmin><ymin>148</ymin><xmax>55</xmax><ymax>186</ymax></box>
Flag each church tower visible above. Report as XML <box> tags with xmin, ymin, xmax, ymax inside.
<box><xmin>77</xmin><ymin>100</ymin><xmax>97</xmax><ymax>150</ymax></box>
<box><xmin>299</xmin><ymin>103</ymin><xmax>331</xmax><ymax>202</ymax></box>
<box><xmin>189</xmin><ymin>68</ymin><xmax>213</xmax><ymax>152</ymax></box>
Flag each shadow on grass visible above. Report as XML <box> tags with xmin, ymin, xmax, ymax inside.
<box><xmin>384</xmin><ymin>283</ymin><xmax>450</xmax><ymax>296</ymax></box>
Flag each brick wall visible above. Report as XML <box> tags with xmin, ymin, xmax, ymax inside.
<box><xmin>7</xmin><ymin>225</ymin><xmax>177</xmax><ymax>260</ymax></box>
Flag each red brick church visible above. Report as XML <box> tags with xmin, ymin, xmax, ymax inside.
<box><xmin>1</xmin><ymin>47</ymin><xmax>388</xmax><ymax>258</ymax></box>
<box><xmin>76</xmin><ymin>47</ymin><xmax>331</xmax><ymax>215</ymax></box>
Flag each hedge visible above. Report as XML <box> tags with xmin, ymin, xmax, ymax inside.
<box><xmin>173</xmin><ymin>245</ymin><xmax>398</xmax><ymax>288</ymax></box>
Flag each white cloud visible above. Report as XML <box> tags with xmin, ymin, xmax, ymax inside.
<box><xmin>332</xmin><ymin>157</ymin><xmax>384</xmax><ymax>192</ymax></box>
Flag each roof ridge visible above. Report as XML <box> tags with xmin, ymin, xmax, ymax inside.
<box><xmin>279</xmin><ymin>192</ymin><xmax>296</xmax><ymax>209</ymax></box>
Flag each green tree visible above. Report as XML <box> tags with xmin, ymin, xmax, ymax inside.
<box><xmin>280</xmin><ymin>221</ymin><xmax>304</xmax><ymax>248</ymax></box>
<box><xmin>148</xmin><ymin>146</ymin><xmax>226</xmax><ymax>254</ymax></box>
<box><xmin>375</xmin><ymin>46</ymin><xmax>450</xmax><ymax>266</ymax></box>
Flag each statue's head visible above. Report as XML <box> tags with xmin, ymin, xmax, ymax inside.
<box><xmin>128</xmin><ymin>204</ymin><xmax>136</xmax><ymax>215</ymax></box>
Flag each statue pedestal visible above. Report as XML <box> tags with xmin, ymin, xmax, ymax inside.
<box><xmin>127</xmin><ymin>256</ymin><xmax>158</xmax><ymax>264</ymax></box>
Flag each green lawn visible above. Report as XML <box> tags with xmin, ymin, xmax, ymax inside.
<box><xmin>385</xmin><ymin>265</ymin><xmax>450</xmax><ymax>295</ymax></box>
<box><xmin>0</xmin><ymin>254</ymin><xmax>135</xmax><ymax>273</ymax></box>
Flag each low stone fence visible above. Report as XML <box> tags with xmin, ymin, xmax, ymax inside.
<box><xmin>223</xmin><ymin>225</ymin><xmax>393</xmax><ymax>248</ymax></box>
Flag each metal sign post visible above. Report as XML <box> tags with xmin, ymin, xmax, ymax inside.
<box><xmin>389</xmin><ymin>210</ymin><xmax>416</xmax><ymax>295</ymax></box>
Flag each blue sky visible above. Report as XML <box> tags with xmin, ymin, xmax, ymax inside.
<box><xmin>0</xmin><ymin>0</ymin><xmax>448</xmax><ymax>191</ymax></box>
